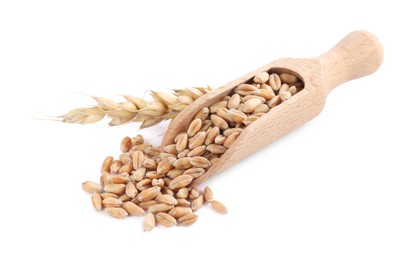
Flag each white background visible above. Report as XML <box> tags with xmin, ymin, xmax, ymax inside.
<box><xmin>0</xmin><ymin>1</ymin><xmax>415</xmax><ymax>259</ymax></box>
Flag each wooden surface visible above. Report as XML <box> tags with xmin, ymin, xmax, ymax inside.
<box><xmin>162</xmin><ymin>31</ymin><xmax>384</xmax><ymax>185</ymax></box>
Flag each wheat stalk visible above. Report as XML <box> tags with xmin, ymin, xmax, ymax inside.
<box><xmin>58</xmin><ymin>86</ymin><xmax>213</xmax><ymax>129</ymax></box>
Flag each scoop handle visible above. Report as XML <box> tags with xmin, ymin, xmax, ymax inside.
<box><xmin>317</xmin><ymin>30</ymin><xmax>383</xmax><ymax>93</ymax></box>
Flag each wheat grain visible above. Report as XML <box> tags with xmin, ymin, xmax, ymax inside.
<box><xmin>126</xmin><ymin>182</ymin><xmax>138</xmax><ymax>198</ymax></box>
<box><xmin>187</xmin><ymin>145</ymin><xmax>207</xmax><ymax>157</ymax></box>
<box><xmin>176</xmin><ymin>198</ymin><xmax>191</xmax><ymax>207</ymax></box>
<box><xmin>82</xmin><ymin>70</ymin><xmax>303</xmax><ymax>231</ymax></box>
<box><xmin>122</xmin><ymin>202</ymin><xmax>145</xmax><ymax>216</ymax></box>
<box><xmin>103</xmin><ymin>184</ymin><xmax>126</xmax><ymax>195</ymax></box>
<box><xmin>176</xmin><ymin>188</ymin><xmax>189</xmax><ymax>199</ymax></box>
<box><xmin>138</xmin><ymin>186</ymin><xmax>161</xmax><ymax>202</ymax></box>
<box><xmin>148</xmin><ymin>203</ymin><xmax>174</xmax><ymax>213</ymax></box>
<box><xmin>188</xmin><ymin>188</ymin><xmax>201</xmax><ymax>200</ymax></box>
<box><xmin>279</xmin><ymin>73</ymin><xmax>298</xmax><ymax>84</ymax></box>
<box><xmin>177</xmin><ymin>213</ymin><xmax>198</xmax><ymax>227</ymax></box>
<box><xmin>102</xmin><ymin>197</ymin><xmax>123</xmax><ymax>208</ymax></box>
<box><xmin>168</xmin><ymin>207</ymin><xmax>193</xmax><ymax>219</ymax></box>
<box><xmin>191</xmin><ymin>195</ymin><xmax>204</xmax><ymax>212</ymax></box>
<box><xmin>211</xmin><ymin>200</ymin><xmax>228</xmax><ymax>214</ymax></box>
<box><xmin>172</xmin><ymin>157</ymin><xmax>192</xmax><ymax>170</ymax></box>
<box><xmin>143</xmin><ymin>213</ymin><xmax>155</xmax><ymax>232</ymax></box>
<box><xmin>203</xmin><ymin>186</ymin><xmax>213</xmax><ymax>203</ymax></box>
<box><xmin>91</xmin><ymin>193</ymin><xmax>102</xmax><ymax>211</ymax></box>
<box><xmin>183</xmin><ymin>167</ymin><xmax>205</xmax><ymax>179</ymax></box>
<box><xmin>82</xmin><ymin>181</ymin><xmax>102</xmax><ymax>194</ymax></box>
<box><xmin>211</xmin><ymin>114</ymin><xmax>228</xmax><ymax>130</ymax></box>
<box><xmin>106</xmin><ymin>207</ymin><xmax>129</xmax><ymax>218</ymax></box>
<box><xmin>168</xmin><ymin>175</ymin><xmax>193</xmax><ymax>190</ymax></box>
<box><xmin>253</xmin><ymin>71</ymin><xmax>269</xmax><ymax>84</ymax></box>
<box><xmin>214</xmin><ymin>135</ymin><xmax>226</xmax><ymax>145</ymax></box>
<box><xmin>155</xmin><ymin>212</ymin><xmax>177</xmax><ymax>227</ymax></box>
<box><xmin>188</xmin><ymin>131</ymin><xmax>207</xmax><ymax>149</ymax></box>
<box><xmin>156</xmin><ymin>194</ymin><xmax>178</xmax><ymax>205</ymax></box>
<box><xmin>100</xmin><ymin>193</ymin><xmax>118</xmax><ymax>199</ymax></box>
<box><xmin>139</xmin><ymin>200</ymin><xmax>158</xmax><ymax>210</ymax></box>
<box><xmin>187</xmin><ymin>118</ymin><xmax>202</xmax><ymax>137</ymax></box>
<box><xmin>136</xmin><ymin>179</ymin><xmax>152</xmax><ymax>191</ymax></box>
<box><xmin>175</xmin><ymin>132</ymin><xmax>188</xmax><ymax>152</ymax></box>
<box><xmin>151</xmin><ymin>178</ymin><xmax>165</xmax><ymax>188</ymax></box>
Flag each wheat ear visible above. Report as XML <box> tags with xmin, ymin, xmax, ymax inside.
<box><xmin>58</xmin><ymin>86</ymin><xmax>213</xmax><ymax>129</ymax></box>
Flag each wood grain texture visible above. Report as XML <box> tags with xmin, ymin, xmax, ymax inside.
<box><xmin>162</xmin><ymin>31</ymin><xmax>384</xmax><ymax>185</ymax></box>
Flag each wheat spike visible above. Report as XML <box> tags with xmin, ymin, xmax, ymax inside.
<box><xmin>58</xmin><ymin>86</ymin><xmax>213</xmax><ymax>129</ymax></box>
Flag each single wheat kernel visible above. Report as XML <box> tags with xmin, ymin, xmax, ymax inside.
<box><xmin>194</xmin><ymin>107</ymin><xmax>210</xmax><ymax>121</ymax></box>
<box><xmin>187</xmin><ymin>118</ymin><xmax>202</xmax><ymax>137</ymax></box>
<box><xmin>211</xmin><ymin>200</ymin><xmax>228</xmax><ymax>214</ymax></box>
<box><xmin>156</xmin><ymin>212</ymin><xmax>177</xmax><ymax>227</ymax></box>
<box><xmin>167</xmin><ymin>169</ymin><xmax>184</xmax><ymax>179</ymax></box>
<box><xmin>91</xmin><ymin>193</ymin><xmax>102</xmax><ymax>211</ymax></box>
<box><xmin>176</xmin><ymin>187</ymin><xmax>189</xmax><ymax>199</ymax></box>
<box><xmin>206</xmin><ymin>144</ymin><xmax>227</xmax><ymax>154</ymax></box>
<box><xmin>188</xmin><ymin>132</ymin><xmax>207</xmax><ymax>149</ymax></box>
<box><xmin>106</xmin><ymin>207</ymin><xmax>128</xmax><ymax>219</ymax></box>
<box><xmin>168</xmin><ymin>207</ymin><xmax>193</xmax><ymax>219</ymax></box>
<box><xmin>101</xmin><ymin>156</ymin><xmax>113</xmax><ymax>173</ymax></box>
<box><xmin>279</xmin><ymin>73</ymin><xmax>298</xmax><ymax>84</ymax></box>
<box><xmin>126</xmin><ymin>182</ymin><xmax>138</xmax><ymax>198</ymax></box>
<box><xmin>279</xmin><ymin>91</ymin><xmax>292</xmax><ymax>101</ymax></box>
<box><xmin>162</xmin><ymin>186</ymin><xmax>174</xmax><ymax>196</ymax></box>
<box><xmin>122</xmin><ymin>202</ymin><xmax>145</xmax><ymax>216</ymax></box>
<box><xmin>183</xmin><ymin>168</ymin><xmax>205</xmax><ymax>179</ymax></box>
<box><xmin>188</xmin><ymin>187</ymin><xmax>200</xmax><ymax>200</ymax></box>
<box><xmin>214</xmin><ymin>135</ymin><xmax>226</xmax><ymax>145</ymax></box>
<box><xmin>243</xmin><ymin>98</ymin><xmax>262</xmax><ymax>113</ymax></box>
<box><xmin>205</xmin><ymin>127</ymin><xmax>220</xmax><ymax>145</ymax></box>
<box><xmin>120</xmin><ymin>136</ymin><xmax>132</xmax><ymax>153</ymax></box>
<box><xmin>187</xmin><ymin>145</ymin><xmax>207</xmax><ymax>157</ymax></box>
<box><xmin>148</xmin><ymin>203</ymin><xmax>174</xmax><ymax>213</ymax></box>
<box><xmin>253</xmin><ymin>71</ymin><xmax>269</xmax><ymax>84</ymax></box>
<box><xmin>152</xmin><ymin>178</ymin><xmax>165</xmax><ymax>188</ymax></box>
<box><xmin>143</xmin><ymin>213</ymin><xmax>155</xmax><ymax>232</ymax></box>
<box><xmin>157</xmin><ymin>157</ymin><xmax>175</xmax><ymax>174</ymax></box>
<box><xmin>169</xmin><ymin>175</ymin><xmax>193</xmax><ymax>190</ymax></box>
<box><xmin>203</xmin><ymin>186</ymin><xmax>213</xmax><ymax>203</ymax></box>
<box><xmin>139</xmin><ymin>200</ymin><xmax>158</xmax><ymax>210</ymax></box>
<box><xmin>191</xmin><ymin>195</ymin><xmax>204</xmax><ymax>211</ymax></box>
<box><xmin>100</xmin><ymin>193</ymin><xmax>118</xmax><ymax>199</ymax></box>
<box><xmin>138</xmin><ymin>186</ymin><xmax>161</xmax><ymax>202</ymax></box>
<box><xmin>136</xmin><ymin>179</ymin><xmax>152</xmax><ymax>191</ymax></box>
<box><xmin>82</xmin><ymin>181</ymin><xmax>102</xmax><ymax>194</ymax></box>
<box><xmin>269</xmin><ymin>73</ymin><xmax>282</xmax><ymax>91</ymax></box>
<box><xmin>102</xmin><ymin>197</ymin><xmax>123</xmax><ymax>208</ymax></box>
<box><xmin>156</xmin><ymin>194</ymin><xmax>178</xmax><ymax>205</ymax></box>
<box><xmin>103</xmin><ymin>184</ymin><xmax>126</xmax><ymax>195</ymax></box>
<box><xmin>211</xmin><ymin>115</ymin><xmax>228</xmax><ymax>130</ymax></box>
<box><xmin>190</xmin><ymin>156</ymin><xmax>211</xmax><ymax>168</ymax></box>
<box><xmin>172</xmin><ymin>157</ymin><xmax>192</xmax><ymax>170</ymax></box>
<box><xmin>175</xmin><ymin>132</ymin><xmax>188</xmax><ymax>152</ymax></box>
<box><xmin>176</xmin><ymin>198</ymin><xmax>191</xmax><ymax>207</ymax></box>
<box><xmin>177</xmin><ymin>213</ymin><xmax>198</xmax><ymax>227</ymax></box>
<box><xmin>110</xmin><ymin>160</ymin><xmax>122</xmax><ymax>173</ymax></box>
<box><xmin>132</xmin><ymin>150</ymin><xmax>145</xmax><ymax>170</ymax></box>
<box><xmin>279</xmin><ymin>83</ymin><xmax>290</xmax><ymax>93</ymax></box>
<box><xmin>227</xmin><ymin>94</ymin><xmax>241</xmax><ymax>110</ymax></box>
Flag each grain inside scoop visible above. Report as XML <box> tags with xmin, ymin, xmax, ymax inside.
<box><xmin>162</xmin><ymin>30</ymin><xmax>383</xmax><ymax>185</ymax></box>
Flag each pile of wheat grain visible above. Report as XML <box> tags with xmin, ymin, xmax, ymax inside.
<box><xmin>81</xmin><ymin>71</ymin><xmax>302</xmax><ymax>231</ymax></box>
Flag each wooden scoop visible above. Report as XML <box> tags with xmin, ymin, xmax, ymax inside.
<box><xmin>162</xmin><ymin>31</ymin><xmax>383</xmax><ymax>185</ymax></box>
